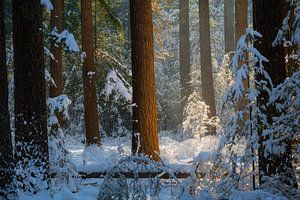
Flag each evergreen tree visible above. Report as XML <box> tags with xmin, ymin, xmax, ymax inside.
<box><xmin>199</xmin><ymin>0</ymin><xmax>216</xmax><ymax>134</ymax></box>
<box><xmin>179</xmin><ymin>0</ymin><xmax>191</xmax><ymax>123</ymax></box>
<box><xmin>0</xmin><ymin>0</ymin><xmax>13</xmax><ymax>196</ymax></box>
<box><xmin>50</xmin><ymin>0</ymin><xmax>64</xmax><ymax>97</ymax></box>
<box><xmin>130</xmin><ymin>0</ymin><xmax>160</xmax><ymax>161</ymax></box>
<box><xmin>235</xmin><ymin>0</ymin><xmax>249</xmax><ymax>124</ymax></box>
<box><xmin>224</xmin><ymin>0</ymin><xmax>235</xmax><ymax>54</ymax></box>
<box><xmin>12</xmin><ymin>0</ymin><xmax>49</xmax><ymax>192</ymax></box>
<box><xmin>235</xmin><ymin>0</ymin><xmax>248</xmax><ymax>46</ymax></box>
<box><xmin>253</xmin><ymin>0</ymin><xmax>298</xmax><ymax>188</ymax></box>
<box><xmin>81</xmin><ymin>0</ymin><xmax>101</xmax><ymax>145</ymax></box>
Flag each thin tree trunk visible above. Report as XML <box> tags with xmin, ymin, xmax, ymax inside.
<box><xmin>235</xmin><ymin>0</ymin><xmax>248</xmax><ymax>45</ymax></box>
<box><xmin>253</xmin><ymin>0</ymin><xmax>297</xmax><ymax>188</ymax></box>
<box><xmin>179</xmin><ymin>0</ymin><xmax>191</xmax><ymax>123</ymax></box>
<box><xmin>224</xmin><ymin>0</ymin><xmax>235</xmax><ymax>54</ymax></box>
<box><xmin>50</xmin><ymin>0</ymin><xmax>64</xmax><ymax>97</ymax></box>
<box><xmin>130</xmin><ymin>0</ymin><xmax>160</xmax><ymax>161</ymax></box>
<box><xmin>81</xmin><ymin>0</ymin><xmax>100</xmax><ymax>145</ymax></box>
<box><xmin>0</xmin><ymin>0</ymin><xmax>13</xmax><ymax>196</ymax></box>
<box><xmin>235</xmin><ymin>0</ymin><xmax>249</xmax><ymax>124</ymax></box>
<box><xmin>13</xmin><ymin>0</ymin><xmax>49</xmax><ymax>191</ymax></box>
<box><xmin>199</xmin><ymin>0</ymin><xmax>216</xmax><ymax>134</ymax></box>
<box><xmin>93</xmin><ymin>0</ymin><xmax>97</xmax><ymax>50</ymax></box>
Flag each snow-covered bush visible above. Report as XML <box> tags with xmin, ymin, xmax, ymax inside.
<box><xmin>47</xmin><ymin>95</ymin><xmax>79</xmax><ymax>192</ymax></box>
<box><xmin>97</xmin><ymin>155</ymin><xmax>196</xmax><ymax>199</ymax></box>
<box><xmin>205</xmin><ymin>28</ymin><xmax>271</xmax><ymax>198</ymax></box>
<box><xmin>100</xmin><ymin>69</ymin><xmax>132</xmax><ymax>137</ymax></box>
<box><xmin>213</xmin><ymin>26</ymin><xmax>300</xmax><ymax>199</ymax></box>
<box><xmin>182</xmin><ymin>92</ymin><xmax>219</xmax><ymax>138</ymax></box>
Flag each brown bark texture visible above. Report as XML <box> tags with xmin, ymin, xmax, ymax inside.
<box><xmin>199</xmin><ymin>0</ymin><xmax>216</xmax><ymax>134</ymax></box>
<box><xmin>179</xmin><ymin>0</ymin><xmax>191</xmax><ymax>122</ymax></box>
<box><xmin>12</xmin><ymin>0</ymin><xmax>49</xmax><ymax>190</ymax></box>
<box><xmin>81</xmin><ymin>0</ymin><xmax>100</xmax><ymax>145</ymax></box>
<box><xmin>235</xmin><ymin>0</ymin><xmax>249</xmax><ymax>125</ymax></box>
<box><xmin>50</xmin><ymin>0</ymin><xmax>64</xmax><ymax>97</ymax></box>
<box><xmin>235</xmin><ymin>0</ymin><xmax>248</xmax><ymax>46</ymax></box>
<box><xmin>224</xmin><ymin>0</ymin><xmax>235</xmax><ymax>53</ymax></box>
<box><xmin>0</xmin><ymin>0</ymin><xmax>13</xmax><ymax>196</ymax></box>
<box><xmin>253</xmin><ymin>0</ymin><xmax>297</xmax><ymax>188</ymax></box>
<box><xmin>130</xmin><ymin>0</ymin><xmax>160</xmax><ymax>161</ymax></box>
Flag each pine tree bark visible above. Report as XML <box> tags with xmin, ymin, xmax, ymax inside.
<box><xmin>179</xmin><ymin>0</ymin><xmax>191</xmax><ymax>122</ymax></box>
<box><xmin>235</xmin><ymin>0</ymin><xmax>247</xmax><ymax>45</ymax></box>
<box><xmin>130</xmin><ymin>0</ymin><xmax>160</xmax><ymax>161</ymax></box>
<box><xmin>12</xmin><ymin>0</ymin><xmax>49</xmax><ymax>191</ymax></box>
<box><xmin>50</xmin><ymin>0</ymin><xmax>64</xmax><ymax>97</ymax></box>
<box><xmin>235</xmin><ymin>0</ymin><xmax>249</xmax><ymax>125</ymax></box>
<box><xmin>81</xmin><ymin>0</ymin><xmax>100</xmax><ymax>145</ymax></box>
<box><xmin>199</xmin><ymin>0</ymin><xmax>216</xmax><ymax>134</ymax></box>
<box><xmin>253</xmin><ymin>0</ymin><xmax>297</xmax><ymax>188</ymax></box>
<box><xmin>224</xmin><ymin>0</ymin><xmax>235</xmax><ymax>54</ymax></box>
<box><xmin>0</xmin><ymin>0</ymin><xmax>13</xmax><ymax>196</ymax></box>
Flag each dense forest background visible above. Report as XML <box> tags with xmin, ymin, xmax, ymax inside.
<box><xmin>0</xmin><ymin>0</ymin><xmax>299</xmax><ymax>199</ymax></box>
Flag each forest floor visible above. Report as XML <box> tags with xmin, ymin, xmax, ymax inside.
<box><xmin>19</xmin><ymin>132</ymin><xmax>219</xmax><ymax>200</ymax></box>
<box><xmin>67</xmin><ymin>132</ymin><xmax>219</xmax><ymax>173</ymax></box>
<box><xmin>17</xmin><ymin>132</ymin><xmax>299</xmax><ymax>199</ymax></box>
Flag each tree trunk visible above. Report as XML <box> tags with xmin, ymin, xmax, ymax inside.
<box><xmin>12</xmin><ymin>0</ymin><xmax>49</xmax><ymax>191</ymax></box>
<box><xmin>199</xmin><ymin>0</ymin><xmax>216</xmax><ymax>134</ymax></box>
<box><xmin>253</xmin><ymin>0</ymin><xmax>297</xmax><ymax>188</ymax></box>
<box><xmin>224</xmin><ymin>0</ymin><xmax>235</xmax><ymax>54</ymax></box>
<box><xmin>235</xmin><ymin>0</ymin><xmax>249</xmax><ymax>124</ymax></box>
<box><xmin>235</xmin><ymin>0</ymin><xmax>248</xmax><ymax>45</ymax></box>
<box><xmin>0</xmin><ymin>0</ymin><xmax>13</xmax><ymax>196</ymax></box>
<box><xmin>179</xmin><ymin>0</ymin><xmax>191</xmax><ymax>122</ymax></box>
<box><xmin>130</xmin><ymin>0</ymin><xmax>160</xmax><ymax>161</ymax></box>
<box><xmin>50</xmin><ymin>0</ymin><xmax>64</xmax><ymax>97</ymax></box>
<box><xmin>81</xmin><ymin>0</ymin><xmax>100</xmax><ymax>145</ymax></box>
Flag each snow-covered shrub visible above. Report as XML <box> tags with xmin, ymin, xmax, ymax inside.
<box><xmin>98</xmin><ymin>174</ymin><xmax>129</xmax><ymax>200</ymax></box>
<box><xmin>47</xmin><ymin>95</ymin><xmax>79</xmax><ymax>192</ymax></box>
<box><xmin>215</xmin><ymin>26</ymin><xmax>300</xmax><ymax>199</ymax></box>
<box><xmin>97</xmin><ymin>155</ymin><xmax>194</xmax><ymax>199</ymax></box>
<box><xmin>209</xmin><ymin>28</ymin><xmax>272</xmax><ymax>198</ymax></box>
<box><xmin>182</xmin><ymin>92</ymin><xmax>219</xmax><ymax>138</ymax></box>
<box><xmin>100</xmin><ymin>69</ymin><xmax>132</xmax><ymax>137</ymax></box>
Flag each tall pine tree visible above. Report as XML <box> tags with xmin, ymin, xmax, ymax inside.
<box><xmin>81</xmin><ymin>0</ymin><xmax>101</xmax><ymax>145</ymax></box>
<box><xmin>130</xmin><ymin>0</ymin><xmax>160</xmax><ymax>161</ymax></box>
<box><xmin>50</xmin><ymin>0</ymin><xmax>64</xmax><ymax>97</ymax></box>
<box><xmin>199</xmin><ymin>0</ymin><xmax>216</xmax><ymax>134</ymax></box>
<box><xmin>179</xmin><ymin>0</ymin><xmax>191</xmax><ymax>123</ymax></box>
<box><xmin>224</xmin><ymin>0</ymin><xmax>235</xmax><ymax>54</ymax></box>
<box><xmin>0</xmin><ymin>0</ymin><xmax>13</xmax><ymax>196</ymax></box>
<box><xmin>13</xmin><ymin>0</ymin><xmax>49</xmax><ymax>191</ymax></box>
<box><xmin>253</xmin><ymin>0</ymin><xmax>298</xmax><ymax>188</ymax></box>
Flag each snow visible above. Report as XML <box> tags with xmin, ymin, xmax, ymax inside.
<box><xmin>41</xmin><ymin>0</ymin><xmax>53</xmax><ymax>11</ymax></box>
<box><xmin>65</xmin><ymin>133</ymin><xmax>218</xmax><ymax>174</ymax></box>
<box><xmin>14</xmin><ymin>133</ymin><xmax>218</xmax><ymax>199</ymax></box>
<box><xmin>51</xmin><ymin>29</ymin><xmax>80</xmax><ymax>52</ymax></box>
<box><xmin>229</xmin><ymin>190</ymin><xmax>288</xmax><ymax>200</ymax></box>
<box><xmin>103</xmin><ymin>69</ymin><xmax>132</xmax><ymax>102</ymax></box>
<box><xmin>45</xmin><ymin>69</ymin><xmax>56</xmax><ymax>87</ymax></box>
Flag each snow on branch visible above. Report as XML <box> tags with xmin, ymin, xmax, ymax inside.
<box><xmin>41</xmin><ymin>0</ymin><xmax>53</xmax><ymax>11</ymax></box>
<box><xmin>51</xmin><ymin>29</ymin><xmax>80</xmax><ymax>52</ymax></box>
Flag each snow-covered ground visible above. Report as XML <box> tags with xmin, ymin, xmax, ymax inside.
<box><xmin>16</xmin><ymin>133</ymin><xmax>293</xmax><ymax>199</ymax></box>
<box><xmin>18</xmin><ymin>133</ymin><xmax>219</xmax><ymax>200</ymax></box>
<box><xmin>67</xmin><ymin>132</ymin><xmax>219</xmax><ymax>174</ymax></box>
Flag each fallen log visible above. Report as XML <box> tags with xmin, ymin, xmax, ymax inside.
<box><xmin>51</xmin><ymin>171</ymin><xmax>190</xmax><ymax>179</ymax></box>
